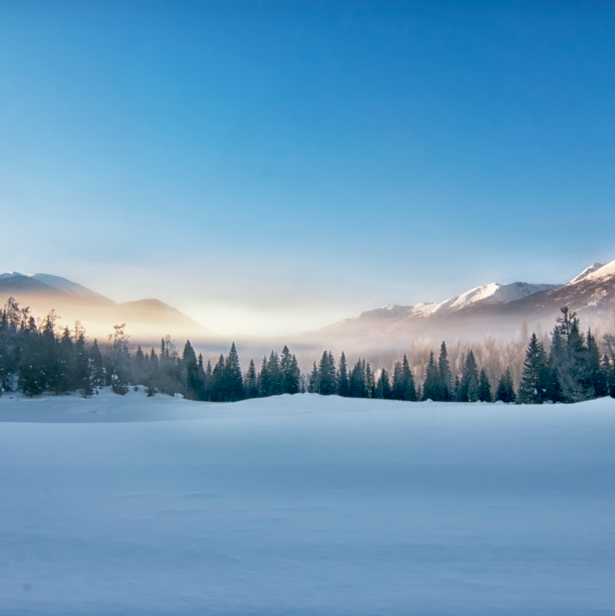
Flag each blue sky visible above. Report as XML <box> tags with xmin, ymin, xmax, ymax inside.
<box><xmin>1</xmin><ymin>1</ymin><xmax>614</xmax><ymax>335</ymax></box>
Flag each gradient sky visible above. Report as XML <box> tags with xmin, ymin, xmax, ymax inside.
<box><xmin>1</xmin><ymin>1</ymin><xmax>614</xmax><ymax>335</ymax></box>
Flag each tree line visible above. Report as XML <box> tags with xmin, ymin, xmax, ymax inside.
<box><xmin>1</xmin><ymin>297</ymin><xmax>614</xmax><ymax>403</ymax></box>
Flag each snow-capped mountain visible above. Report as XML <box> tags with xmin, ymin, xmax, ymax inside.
<box><xmin>569</xmin><ymin>263</ymin><xmax>605</xmax><ymax>283</ymax></box>
<box><xmin>339</xmin><ymin>281</ymin><xmax>558</xmax><ymax>326</ymax></box>
<box><xmin>313</xmin><ymin>258</ymin><xmax>615</xmax><ymax>348</ymax></box>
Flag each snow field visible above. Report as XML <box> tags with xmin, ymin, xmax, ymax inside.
<box><xmin>0</xmin><ymin>390</ymin><xmax>614</xmax><ymax>615</ymax></box>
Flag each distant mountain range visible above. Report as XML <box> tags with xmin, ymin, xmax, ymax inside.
<box><xmin>306</xmin><ymin>258</ymin><xmax>615</xmax><ymax>351</ymax></box>
<box><xmin>0</xmin><ymin>272</ymin><xmax>218</xmax><ymax>346</ymax></box>
<box><xmin>1</xmin><ymin>258</ymin><xmax>614</xmax><ymax>353</ymax></box>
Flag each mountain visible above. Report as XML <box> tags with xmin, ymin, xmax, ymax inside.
<box><xmin>0</xmin><ymin>272</ymin><xmax>218</xmax><ymax>346</ymax></box>
<box><xmin>308</xmin><ymin>259</ymin><xmax>615</xmax><ymax>350</ymax></box>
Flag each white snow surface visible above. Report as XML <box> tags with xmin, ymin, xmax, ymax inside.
<box><xmin>579</xmin><ymin>258</ymin><xmax>615</xmax><ymax>283</ymax></box>
<box><xmin>569</xmin><ymin>263</ymin><xmax>605</xmax><ymax>283</ymax></box>
<box><xmin>1</xmin><ymin>390</ymin><xmax>614</xmax><ymax>615</ymax></box>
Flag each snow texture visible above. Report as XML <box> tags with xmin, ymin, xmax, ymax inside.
<box><xmin>580</xmin><ymin>258</ymin><xmax>615</xmax><ymax>283</ymax></box>
<box><xmin>569</xmin><ymin>263</ymin><xmax>605</xmax><ymax>284</ymax></box>
<box><xmin>0</xmin><ymin>390</ymin><xmax>614</xmax><ymax>615</ymax></box>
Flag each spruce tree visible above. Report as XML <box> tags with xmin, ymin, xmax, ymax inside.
<box><xmin>318</xmin><ymin>351</ymin><xmax>337</xmax><ymax>395</ymax></box>
<box><xmin>266</xmin><ymin>351</ymin><xmax>282</xmax><ymax>396</ymax></box>
<box><xmin>495</xmin><ymin>368</ymin><xmax>516</xmax><ymax>403</ymax></box>
<box><xmin>422</xmin><ymin>352</ymin><xmax>441</xmax><ymax>401</ymax></box>
<box><xmin>459</xmin><ymin>351</ymin><xmax>479</xmax><ymax>402</ymax></box>
<box><xmin>478</xmin><ymin>369</ymin><xmax>492</xmax><ymax>402</ymax></box>
<box><xmin>438</xmin><ymin>342</ymin><xmax>452</xmax><ymax>400</ymax></box>
<box><xmin>210</xmin><ymin>354</ymin><xmax>226</xmax><ymax>401</ymax></box>
<box><xmin>375</xmin><ymin>368</ymin><xmax>391</xmax><ymax>399</ymax></box>
<box><xmin>308</xmin><ymin>361</ymin><xmax>320</xmax><ymax>393</ymax></box>
<box><xmin>391</xmin><ymin>361</ymin><xmax>403</xmax><ymax>400</ymax></box>
<box><xmin>401</xmin><ymin>354</ymin><xmax>417</xmax><ymax>401</ymax></box>
<box><xmin>586</xmin><ymin>330</ymin><xmax>608</xmax><ymax>398</ymax></box>
<box><xmin>224</xmin><ymin>343</ymin><xmax>244</xmax><ymax>402</ymax></box>
<box><xmin>280</xmin><ymin>346</ymin><xmax>300</xmax><ymax>394</ymax></box>
<box><xmin>74</xmin><ymin>331</ymin><xmax>93</xmax><ymax>397</ymax></box>
<box><xmin>89</xmin><ymin>339</ymin><xmax>105</xmax><ymax>388</ymax></box>
<box><xmin>245</xmin><ymin>359</ymin><xmax>259</xmax><ymax>398</ymax></box>
<box><xmin>349</xmin><ymin>359</ymin><xmax>367</xmax><ymax>398</ymax></box>
<box><xmin>258</xmin><ymin>356</ymin><xmax>269</xmax><ymax>396</ymax></box>
<box><xmin>337</xmin><ymin>352</ymin><xmax>350</xmax><ymax>397</ymax></box>
<box><xmin>365</xmin><ymin>363</ymin><xmax>375</xmax><ymax>398</ymax></box>
<box><xmin>183</xmin><ymin>340</ymin><xmax>203</xmax><ymax>400</ymax></box>
<box><xmin>518</xmin><ymin>333</ymin><xmax>550</xmax><ymax>404</ymax></box>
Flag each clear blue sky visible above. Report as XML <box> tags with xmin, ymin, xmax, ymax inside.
<box><xmin>1</xmin><ymin>1</ymin><xmax>614</xmax><ymax>335</ymax></box>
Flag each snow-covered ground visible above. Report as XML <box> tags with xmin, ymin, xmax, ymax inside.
<box><xmin>1</xmin><ymin>390</ymin><xmax>614</xmax><ymax>615</ymax></box>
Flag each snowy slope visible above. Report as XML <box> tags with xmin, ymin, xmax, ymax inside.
<box><xmin>338</xmin><ymin>281</ymin><xmax>557</xmax><ymax>326</ymax></box>
<box><xmin>0</xmin><ymin>391</ymin><xmax>614</xmax><ymax>615</ymax></box>
<box><xmin>579</xmin><ymin>257</ymin><xmax>615</xmax><ymax>282</ymax></box>
<box><xmin>570</xmin><ymin>262</ymin><xmax>605</xmax><ymax>283</ymax></box>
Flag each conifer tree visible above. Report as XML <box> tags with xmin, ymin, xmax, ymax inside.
<box><xmin>401</xmin><ymin>354</ymin><xmax>417</xmax><ymax>401</ymax></box>
<box><xmin>495</xmin><ymin>367</ymin><xmax>516</xmax><ymax>403</ymax></box>
<box><xmin>74</xmin><ymin>331</ymin><xmax>93</xmax><ymax>397</ymax></box>
<box><xmin>375</xmin><ymin>367</ymin><xmax>391</xmax><ymax>399</ymax></box>
<box><xmin>182</xmin><ymin>340</ymin><xmax>203</xmax><ymax>400</ymax></box>
<box><xmin>280</xmin><ymin>346</ymin><xmax>300</xmax><ymax>394</ymax></box>
<box><xmin>349</xmin><ymin>359</ymin><xmax>367</xmax><ymax>398</ymax></box>
<box><xmin>586</xmin><ymin>330</ymin><xmax>608</xmax><ymax>397</ymax></box>
<box><xmin>210</xmin><ymin>354</ymin><xmax>226</xmax><ymax>401</ymax></box>
<box><xmin>258</xmin><ymin>357</ymin><xmax>269</xmax><ymax>396</ymax></box>
<box><xmin>337</xmin><ymin>352</ymin><xmax>350</xmax><ymax>397</ymax></box>
<box><xmin>109</xmin><ymin>324</ymin><xmax>129</xmax><ymax>395</ymax></box>
<box><xmin>145</xmin><ymin>347</ymin><xmax>159</xmax><ymax>396</ymax></box>
<box><xmin>57</xmin><ymin>326</ymin><xmax>74</xmax><ymax>394</ymax></box>
<box><xmin>308</xmin><ymin>362</ymin><xmax>320</xmax><ymax>393</ymax></box>
<box><xmin>265</xmin><ymin>351</ymin><xmax>282</xmax><ymax>396</ymax></box>
<box><xmin>438</xmin><ymin>342</ymin><xmax>452</xmax><ymax>400</ymax></box>
<box><xmin>18</xmin><ymin>326</ymin><xmax>46</xmax><ymax>396</ymax></box>
<box><xmin>422</xmin><ymin>351</ymin><xmax>441</xmax><ymax>401</ymax></box>
<box><xmin>478</xmin><ymin>369</ymin><xmax>492</xmax><ymax>402</ymax></box>
<box><xmin>224</xmin><ymin>343</ymin><xmax>244</xmax><ymax>402</ymax></box>
<box><xmin>365</xmin><ymin>363</ymin><xmax>375</xmax><ymax>398</ymax></box>
<box><xmin>459</xmin><ymin>351</ymin><xmax>479</xmax><ymax>402</ymax></box>
<box><xmin>318</xmin><ymin>351</ymin><xmax>337</xmax><ymax>395</ymax></box>
<box><xmin>391</xmin><ymin>361</ymin><xmax>403</xmax><ymax>400</ymax></box>
<box><xmin>89</xmin><ymin>339</ymin><xmax>105</xmax><ymax>388</ymax></box>
<box><xmin>518</xmin><ymin>333</ymin><xmax>550</xmax><ymax>404</ymax></box>
<box><xmin>245</xmin><ymin>359</ymin><xmax>259</xmax><ymax>398</ymax></box>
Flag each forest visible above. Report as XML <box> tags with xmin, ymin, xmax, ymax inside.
<box><xmin>1</xmin><ymin>297</ymin><xmax>614</xmax><ymax>404</ymax></box>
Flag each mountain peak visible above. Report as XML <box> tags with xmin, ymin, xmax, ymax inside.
<box><xmin>570</xmin><ymin>263</ymin><xmax>605</xmax><ymax>284</ymax></box>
